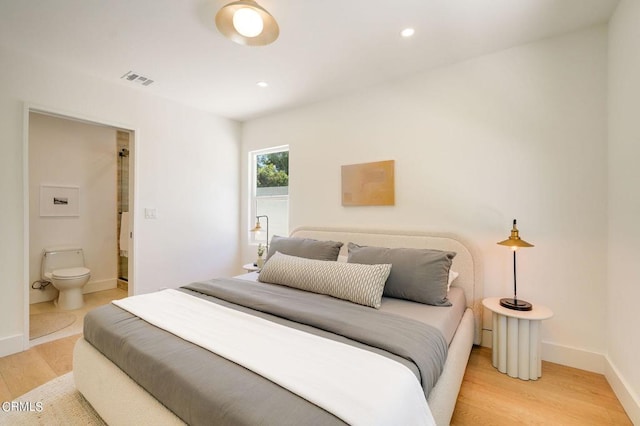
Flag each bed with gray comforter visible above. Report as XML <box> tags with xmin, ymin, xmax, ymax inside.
<box><xmin>76</xmin><ymin>227</ymin><xmax>481</xmax><ymax>425</ymax></box>
<box><xmin>83</xmin><ymin>278</ymin><xmax>448</xmax><ymax>426</ymax></box>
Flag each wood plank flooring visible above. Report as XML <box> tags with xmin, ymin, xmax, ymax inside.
<box><xmin>29</xmin><ymin>287</ymin><xmax>127</xmax><ymax>346</ymax></box>
<box><xmin>0</xmin><ymin>288</ymin><xmax>126</xmax><ymax>401</ymax></box>
<box><xmin>0</xmin><ymin>327</ymin><xmax>632</xmax><ymax>424</ymax></box>
<box><xmin>0</xmin><ymin>334</ymin><xmax>80</xmax><ymax>400</ymax></box>
<box><xmin>451</xmin><ymin>346</ymin><xmax>632</xmax><ymax>425</ymax></box>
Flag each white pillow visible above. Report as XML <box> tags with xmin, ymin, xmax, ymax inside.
<box><xmin>448</xmin><ymin>270</ymin><xmax>460</xmax><ymax>291</ymax></box>
<box><xmin>259</xmin><ymin>252</ymin><xmax>391</xmax><ymax>308</ymax></box>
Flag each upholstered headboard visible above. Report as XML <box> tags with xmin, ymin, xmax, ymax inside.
<box><xmin>290</xmin><ymin>226</ymin><xmax>483</xmax><ymax>345</ymax></box>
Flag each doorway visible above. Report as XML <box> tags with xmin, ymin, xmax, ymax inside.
<box><xmin>24</xmin><ymin>107</ymin><xmax>135</xmax><ymax>347</ymax></box>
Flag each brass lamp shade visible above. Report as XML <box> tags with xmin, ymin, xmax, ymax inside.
<box><xmin>250</xmin><ymin>215</ymin><xmax>269</xmax><ymax>252</ymax></box>
<box><xmin>216</xmin><ymin>0</ymin><xmax>279</xmax><ymax>46</ymax></box>
<box><xmin>497</xmin><ymin>220</ymin><xmax>534</xmax><ymax>249</ymax></box>
<box><xmin>498</xmin><ymin>219</ymin><xmax>534</xmax><ymax>311</ymax></box>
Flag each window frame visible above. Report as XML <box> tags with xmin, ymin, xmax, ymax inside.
<box><xmin>248</xmin><ymin>145</ymin><xmax>289</xmax><ymax>246</ymax></box>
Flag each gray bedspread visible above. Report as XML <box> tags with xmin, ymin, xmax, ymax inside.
<box><xmin>83</xmin><ymin>278</ymin><xmax>447</xmax><ymax>426</ymax></box>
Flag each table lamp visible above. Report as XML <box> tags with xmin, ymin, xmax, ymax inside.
<box><xmin>250</xmin><ymin>215</ymin><xmax>269</xmax><ymax>252</ymax></box>
<box><xmin>497</xmin><ymin>219</ymin><xmax>534</xmax><ymax>311</ymax></box>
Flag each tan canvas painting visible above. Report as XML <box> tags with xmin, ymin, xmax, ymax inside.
<box><xmin>341</xmin><ymin>160</ymin><xmax>395</xmax><ymax>206</ymax></box>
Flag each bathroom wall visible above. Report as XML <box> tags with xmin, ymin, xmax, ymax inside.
<box><xmin>29</xmin><ymin>112</ymin><xmax>118</xmax><ymax>303</ymax></box>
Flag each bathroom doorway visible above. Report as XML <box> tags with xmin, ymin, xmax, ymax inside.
<box><xmin>25</xmin><ymin>108</ymin><xmax>135</xmax><ymax>346</ymax></box>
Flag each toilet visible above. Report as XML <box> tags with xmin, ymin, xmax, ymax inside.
<box><xmin>41</xmin><ymin>247</ymin><xmax>91</xmax><ymax>310</ymax></box>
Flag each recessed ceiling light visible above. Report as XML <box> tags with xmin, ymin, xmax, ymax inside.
<box><xmin>400</xmin><ymin>28</ymin><xmax>415</xmax><ymax>38</ymax></box>
<box><xmin>256</xmin><ymin>81</ymin><xmax>269</xmax><ymax>88</ymax></box>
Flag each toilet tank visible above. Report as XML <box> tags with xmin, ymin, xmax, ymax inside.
<box><xmin>41</xmin><ymin>247</ymin><xmax>86</xmax><ymax>278</ymax></box>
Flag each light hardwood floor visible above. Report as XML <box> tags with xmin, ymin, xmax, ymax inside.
<box><xmin>451</xmin><ymin>347</ymin><xmax>632</xmax><ymax>425</ymax></box>
<box><xmin>0</xmin><ymin>331</ymin><xmax>632</xmax><ymax>424</ymax></box>
<box><xmin>0</xmin><ymin>333</ymin><xmax>81</xmax><ymax>401</ymax></box>
<box><xmin>29</xmin><ymin>287</ymin><xmax>128</xmax><ymax>346</ymax></box>
<box><xmin>0</xmin><ymin>288</ymin><xmax>127</xmax><ymax>401</ymax></box>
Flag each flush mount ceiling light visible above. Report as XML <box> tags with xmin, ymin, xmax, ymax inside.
<box><xmin>400</xmin><ymin>28</ymin><xmax>415</xmax><ymax>38</ymax></box>
<box><xmin>215</xmin><ymin>0</ymin><xmax>279</xmax><ymax>46</ymax></box>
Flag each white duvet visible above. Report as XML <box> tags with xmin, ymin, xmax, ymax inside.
<box><xmin>113</xmin><ymin>289</ymin><xmax>435</xmax><ymax>426</ymax></box>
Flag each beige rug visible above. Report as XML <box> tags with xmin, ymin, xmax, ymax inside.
<box><xmin>29</xmin><ymin>312</ymin><xmax>76</xmax><ymax>340</ymax></box>
<box><xmin>0</xmin><ymin>372</ymin><xmax>105</xmax><ymax>425</ymax></box>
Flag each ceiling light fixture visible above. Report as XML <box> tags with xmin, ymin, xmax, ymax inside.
<box><xmin>256</xmin><ymin>81</ymin><xmax>269</xmax><ymax>88</ymax></box>
<box><xmin>401</xmin><ymin>28</ymin><xmax>415</xmax><ymax>38</ymax></box>
<box><xmin>216</xmin><ymin>0</ymin><xmax>279</xmax><ymax>46</ymax></box>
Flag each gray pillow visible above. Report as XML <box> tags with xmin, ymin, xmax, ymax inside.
<box><xmin>259</xmin><ymin>252</ymin><xmax>391</xmax><ymax>308</ymax></box>
<box><xmin>347</xmin><ymin>243</ymin><xmax>455</xmax><ymax>306</ymax></box>
<box><xmin>266</xmin><ymin>235</ymin><xmax>343</xmax><ymax>261</ymax></box>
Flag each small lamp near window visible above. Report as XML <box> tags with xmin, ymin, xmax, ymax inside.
<box><xmin>250</xmin><ymin>215</ymin><xmax>269</xmax><ymax>266</ymax></box>
<box><xmin>497</xmin><ymin>219</ymin><xmax>534</xmax><ymax>311</ymax></box>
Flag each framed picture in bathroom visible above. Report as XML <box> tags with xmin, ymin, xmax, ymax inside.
<box><xmin>40</xmin><ymin>185</ymin><xmax>80</xmax><ymax>217</ymax></box>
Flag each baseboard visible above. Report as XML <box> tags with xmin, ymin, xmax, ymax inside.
<box><xmin>83</xmin><ymin>278</ymin><xmax>117</xmax><ymax>294</ymax></box>
<box><xmin>605</xmin><ymin>356</ymin><xmax>640</xmax><ymax>424</ymax></box>
<box><xmin>29</xmin><ymin>278</ymin><xmax>117</xmax><ymax>304</ymax></box>
<box><xmin>481</xmin><ymin>329</ymin><xmax>492</xmax><ymax>348</ymax></box>
<box><xmin>0</xmin><ymin>333</ymin><xmax>24</xmax><ymax>358</ymax></box>
<box><xmin>482</xmin><ymin>331</ymin><xmax>606</xmax><ymax>374</ymax></box>
<box><xmin>541</xmin><ymin>341</ymin><xmax>606</xmax><ymax>374</ymax></box>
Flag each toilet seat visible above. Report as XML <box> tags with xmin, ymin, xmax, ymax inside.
<box><xmin>46</xmin><ymin>267</ymin><xmax>91</xmax><ymax>280</ymax></box>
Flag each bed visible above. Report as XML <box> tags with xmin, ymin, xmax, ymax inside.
<box><xmin>73</xmin><ymin>227</ymin><xmax>482</xmax><ymax>425</ymax></box>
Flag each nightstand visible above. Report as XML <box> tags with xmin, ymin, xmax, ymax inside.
<box><xmin>242</xmin><ymin>263</ymin><xmax>261</xmax><ymax>273</ymax></box>
<box><xmin>483</xmin><ymin>297</ymin><xmax>553</xmax><ymax>380</ymax></box>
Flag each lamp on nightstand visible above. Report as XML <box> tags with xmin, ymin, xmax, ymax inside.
<box><xmin>250</xmin><ymin>215</ymin><xmax>269</xmax><ymax>252</ymax></box>
<box><xmin>497</xmin><ymin>219</ymin><xmax>534</xmax><ymax>311</ymax></box>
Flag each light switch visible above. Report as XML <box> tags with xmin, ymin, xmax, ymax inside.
<box><xmin>145</xmin><ymin>208</ymin><xmax>157</xmax><ymax>219</ymax></box>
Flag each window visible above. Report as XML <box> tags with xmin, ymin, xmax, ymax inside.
<box><xmin>250</xmin><ymin>146</ymin><xmax>289</xmax><ymax>246</ymax></box>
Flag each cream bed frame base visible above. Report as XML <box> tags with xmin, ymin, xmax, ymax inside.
<box><xmin>74</xmin><ymin>227</ymin><xmax>482</xmax><ymax>426</ymax></box>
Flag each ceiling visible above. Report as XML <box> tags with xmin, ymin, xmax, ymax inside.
<box><xmin>0</xmin><ymin>0</ymin><xmax>619</xmax><ymax>121</ymax></box>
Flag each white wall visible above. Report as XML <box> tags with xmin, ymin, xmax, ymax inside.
<box><xmin>607</xmin><ymin>0</ymin><xmax>640</xmax><ymax>422</ymax></box>
<box><xmin>242</xmin><ymin>27</ymin><xmax>608</xmax><ymax>369</ymax></box>
<box><xmin>29</xmin><ymin>113</ymin><xmax>118</xmax><ymax>303</ymax></box>
<box><xmin>0</xmin><ymin>45</ymin><xmax>241</xmax><ymax>356</ymax></box>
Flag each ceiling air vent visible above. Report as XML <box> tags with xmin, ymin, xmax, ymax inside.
<box><xmin>121</xmin><ymin>71</ymin><xmax>154</xmax><ymax>86</ymax></box>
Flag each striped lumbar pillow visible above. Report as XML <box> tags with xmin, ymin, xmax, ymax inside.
<box><xmin>258</xmin><ymin>252</ymin><xmax>391</xmax><ymax>308</ymax></box>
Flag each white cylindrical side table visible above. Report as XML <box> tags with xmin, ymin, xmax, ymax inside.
<box><xmin>482</xmin><ymin>297</ymin><xmax>553</xmax><ymax>380</ymax></box>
